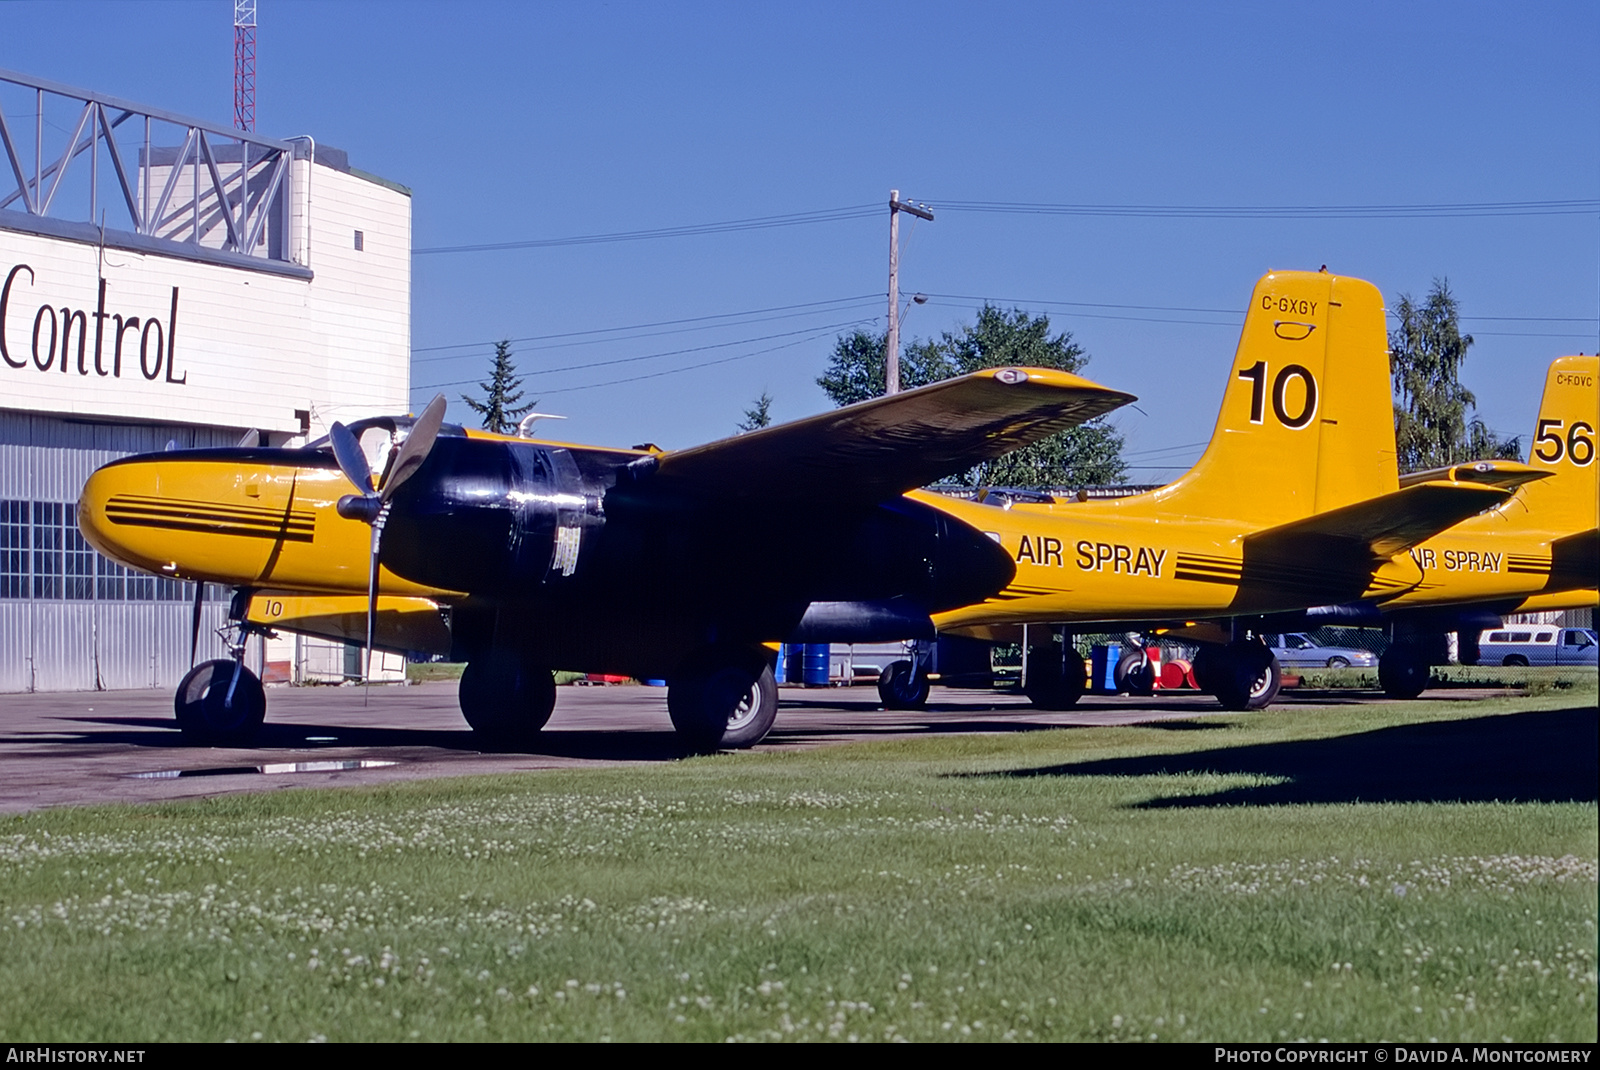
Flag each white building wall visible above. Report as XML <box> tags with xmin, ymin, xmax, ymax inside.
<box><xmin>0</xmin><ymin>155</ymin><xmax>410</xmax><ymax>437</ymax></box>
<box><xmin>0</xmin><ymin>151</ymin><xmax>412</xmax><ymax>693</ymax></box>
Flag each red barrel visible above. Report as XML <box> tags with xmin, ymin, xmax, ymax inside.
<box><xmin>1160</xmin><ymin>658</ymin><xmax>1194</xmax><ymax>690</ymax></box>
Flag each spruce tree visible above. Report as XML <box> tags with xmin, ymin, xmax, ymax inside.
<box><xmin>462</xmin><ymin>340</ymin><xmax>535</xmax><ymax>434</ymax></box>
<box><xmin>737</xmin><ymin>391</ymin><xmax>774</xmax><ymax>432</ymax></box>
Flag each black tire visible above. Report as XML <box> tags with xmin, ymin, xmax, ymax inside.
<box><xmin>1244</xmin><ymin>654</ymin><xmax>1282</xmax><ymax>709</ymax></box>
<box><xmin>668</xmin><ymin>653</ymin><xmax>778</xmax><ymax>751</ymax></box>
<box><xmin>1378</xmin><ymin>645</ymin><xmax>1430</xmax><ymax>700</ymax></box>
<box><xmin>1114</xmin><ymin>650</ymin><xmax>1156</xmax><ymax>696</ymax></box>
<box><xmin>1502</xmin><ymin>655</ymin><xmax>1528</xmax><ymax>668</ymax></box>
<box><xmin>877</xmin><ymin>659</ymin><xmax>931</xmax><ymax>709</ymax></box>
<box><xmin>1327</xmin><ymin>656</ymin><xmax>1350</xmax><ymax>669</ymax></box>
<box><xmin>174</xmin><ymin>660</ymin><xmax>266</xmax><ymax>746</ymax></box>
<box><xmin>1190</xmin><ymin>645</ymin><xmax>1223</xmax><ymax>695</ymax></box>
<box><xmin>459</xmin><ymin>651</ymin><xmax>557</xmax><ymax>748</ymax></box>
<box><xmin>1024</xmin><ymin>647</ymin><xmax>1085</xmax><ymax>710</ymax></box>
<box><xmin>1212</xmin><ymin>641</ymin><xmax>1277</xmax><ymax>711</ymax></box>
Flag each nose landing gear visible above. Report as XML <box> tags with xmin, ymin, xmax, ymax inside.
<box><xmin>174</xmin><ymin>621</ymin><xmax>266</xmax><ymax>746</ymax></box>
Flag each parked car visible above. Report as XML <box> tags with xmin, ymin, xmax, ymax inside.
<box><xmin>1260</xmin><ymin>632</ymin><xmax>1378</xmax><ymax>669</ymax></box>
<box><xmin>1476</xmin><ymin>627</ymin><xmax>1598</xmax><ymax>667</ymax></box>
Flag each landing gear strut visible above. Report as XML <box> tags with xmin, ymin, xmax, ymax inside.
<box><xmin>668</xmin><ymin>647</ymin><xmax>779</xmax><ymax>752</ymax></box>
<box><xmin>458</xmin><ymin>650</ymin><xmax>557</xmax><ymax>748</ymax></box>
<box><xmin>174</xmin><ymin>623</ymin><xmax>266</xmax><ymax>746</ymax></box>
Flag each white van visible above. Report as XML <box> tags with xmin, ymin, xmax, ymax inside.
<box><xmin>1476</xmin><ymin>627</ymin><xmax>1598</xmax><ymax>667</ymax></box>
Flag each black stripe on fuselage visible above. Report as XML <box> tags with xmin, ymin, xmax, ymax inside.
<box><xmin>102</xmin><ymin>514</ymin><xmax>317</xmax><ymax>542</ymax></box>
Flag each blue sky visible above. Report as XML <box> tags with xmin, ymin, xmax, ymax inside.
<box><xmin>3</xmin><ymin>1</ymin><xmax>1596</xmax><ymax>479</ymax></box>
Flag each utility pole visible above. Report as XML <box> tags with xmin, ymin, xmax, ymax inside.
<box><xmin>885</xmin><ymin>189</ymin><xmax>934</xmax><ymax>394</ymax></box>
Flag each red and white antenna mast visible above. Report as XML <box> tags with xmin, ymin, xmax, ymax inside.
<box><xmin>233</xmin><ymin>0</ymin><xmax>257</xmax><ymax>131</ymax></box>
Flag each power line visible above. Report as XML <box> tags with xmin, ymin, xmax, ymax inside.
<box><xmin>540</xmin><ymin>326</ymin><xmax>855</xmax><ymax>396</ymax></box>
<box><xmin>412</xmin><ymin>295</ymin><xmax>881</xmax><ymax>361</ymax></box>
<box><xmin>415</xmin><ymin>323</ymin><xmax>859</xmax><ymax>399</ymax></box>
<box><xmin>411</xmin><ymin>198</ymin><xmax>1598</xmax><ymax>258</ymax></box>
<box><xmin>409</xmin><ymin>292</ymin><xmax>1598</xmax><ymax>365</ymax></box>
<box><xmin>936</xmin><ymin>198</ymin><xmax>1600</xmax><ymax>219</ymax></box>
<box><xmin>414</xmin><ymin>319</ymin><xmax>875</xmax><ymax>391</ymax></box>
<box><xmin>413</xmin><ymin>204</ymin><xmax>879</xmax><ymax>256</ymax></box>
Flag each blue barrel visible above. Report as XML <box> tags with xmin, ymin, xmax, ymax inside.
<box><xmin>1090</xmin><ymin>643</ymin><xmax>1121</xmax><ymax>693</ymax></box>
<box><xmin>782</xmin><ymin>643</ymin><xmax>804</xmax><ymax>685</ymax></box>
<box><xmin>802</xmin><ymin>643</ymin><xmax>831</xmax><ymax>687</ymax></box>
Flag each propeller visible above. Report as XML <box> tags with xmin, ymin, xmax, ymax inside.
<box><xmin>330</xmin><ymin>394</ymin><xmax>448</xmax><ymax>696</ymax></box>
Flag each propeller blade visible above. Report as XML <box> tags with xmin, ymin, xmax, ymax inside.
<box><xmin>188</xmin><ymin>581</ymin><xmax>205</xmax><ymax>667</ymax></box>
<box><xmin>363</xmin><ymin>505</ymin><xmax>390</xmax><ymax>705</ymax></box>
<box><xmin>381</xmin><ymin>394</ymin><xmax>448</xmax><ymax>500</ymax></box>
<box><xmin>329</xmin><ymin>421</ymin><xmax>376</xmax><ymax>495</ymax></box>
<box><xmin>236</xmin><ymin>429</ymin><xmax>259</xmax><ymax>448</ymax></box>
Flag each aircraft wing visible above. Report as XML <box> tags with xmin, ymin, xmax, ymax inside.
<box><xmin>1247</xmin><ymin>479</ymin><xmax>1530</xmax><ymax>565</ymax></box>
<box><xmin>649</xmin><ymin>368</ymin><xmax>1135</xmax><ymax>504</ymax></box>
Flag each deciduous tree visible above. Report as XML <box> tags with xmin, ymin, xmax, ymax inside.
<box><xmin>818</xmin><ymin>307</ymin><xmax>1126</xmax><ymax>488</ymax></box>
<box><xmin>1390</xmin><ymin>280</ymin><xmax>1520</xmax><ymax>470</ymax></box>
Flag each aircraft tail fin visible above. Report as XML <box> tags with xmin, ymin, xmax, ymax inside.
<box><xmin>1516</xmin><ymin>355</ymin><xmax>1599</xmax><ymax>534</ymax></box>
<box><xmin>1136</xmin><ymin>270</ymin><xmax>1397</xmax><ymax>526</ymax></box>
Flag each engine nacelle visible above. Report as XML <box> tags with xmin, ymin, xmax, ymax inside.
<box><xmin>382</xmin><ymin>437</ymin><xmax>600</xmax><ymax>594</ymax></box>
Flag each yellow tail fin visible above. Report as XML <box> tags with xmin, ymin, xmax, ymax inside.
<box><xmin>1139</xmin><ymin>270</ymin><xmax>1395</xmax><ymax>525</ymax></box>
<box><xmin>1516</xmin><ymin>355</ymin><xmax>1599</xmax><ymax>534</ymax></box>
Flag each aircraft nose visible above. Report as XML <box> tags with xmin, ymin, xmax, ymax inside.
<box><xmin>77</xmin><ymin>456</ymin><xmax>167</xmax><ymax>574</ymax></box>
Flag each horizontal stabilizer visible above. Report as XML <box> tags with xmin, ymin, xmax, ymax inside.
<box><xmin>1550</xmin><ymin>528</ymin><xmax>1599</xmax><ymax>588</ymax></box>
<box><xmin>1250</xmin><ymin>480</ymin><xmax>1517</xmax><ymax>564</ymax></box>
<box><xmin>1236</xmin><ymin>481</ymin><xmax>1522</xmax><ymax>603</ymax></box>
<box><xmin>1397</xmin><ymin>459</ymin><xmax>1551</xmax><ymax>491</ymax></box>
<box><xmin>652</xmin><ymin>368</ymin><xmax>1134</xmax><ymax>504</ymax></box>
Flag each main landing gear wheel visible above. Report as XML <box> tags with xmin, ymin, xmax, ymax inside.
<box><xmin>174</xmin><ymin>660</ymin><xmax>266</xmax><ymax>746</ymax></box>
<box><xmin>878</xmin><ymin>659</ymin><xmax>931</xmax><ymax>710</ymax></box>
<box><xmin>1378</xmin><ymin>645</ymin><xmax>1430</xmax><ymax>700</ymax></box>
<box><xmin>668</xmin><ymin>651</ymin><xmax>778</xmax><ymax>752</ymax></box>
<box><xmin>459</xmin><ymin>651</ymin><xmax>557</xmax><ymax>749</ymax></box>
<box><xmin>1114</xmin><ymin>650</ymin><xmax>1156</xmax><ymax>696</ymax></box>
<box><xmin>1197</xmin><ymin>641</ymin><xmax>1281</xmax><ymax>711</ymax></box>
<box><xmin>1024</xmin><ymin>647</ymin><xmax>1085</xmax><ymax>710</ymax></box>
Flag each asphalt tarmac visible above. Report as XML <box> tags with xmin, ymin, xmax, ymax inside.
<box><xmin>0</xmin><ymin>679</ymin><xmax>1498</xmax><ymax>814</ymax></box>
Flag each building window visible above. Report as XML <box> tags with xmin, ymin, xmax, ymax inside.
<box><xmin>63</xmin><ymin>504</ymin><xmax>95</xmax><ymax>600</ymax></box>
<box><xmin>0</xmin><ymin>501</ymin><xmax>224</xmax><ymax>602</ymax></box>
<box><xmin>32</xmin><ymin>501</ymin><xmax>62</xmax><ymax>599</ymax></box>
<box><xmin>354</xmin><ymin>229</ymin><xmax>364</xmax><ymax>251</ymax></box>
<box><xmin>1</xmin><ymin>500</ymin><xmax>27</xmax><ymax>598</ymax></box>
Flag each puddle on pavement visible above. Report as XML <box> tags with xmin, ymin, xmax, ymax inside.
<box><xmin>127</xmin><ymin>759</ymin><xmax>398</xmax><ymax>779</ymax></box>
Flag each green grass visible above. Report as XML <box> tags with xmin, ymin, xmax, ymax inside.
<box><xmin>1291</xmin><ymin>665</ymin><xmax>1596</xmax><ymax>693</ymax></box>
<box><xmin>0</xmin><ymin>690</ymin><xmax>1593</xmax><ymax>1042</ymax></box>
<box><xmin>406</xmin><ymin>662</ymin><xmax>586</xmax><ymax>686</ymax></box>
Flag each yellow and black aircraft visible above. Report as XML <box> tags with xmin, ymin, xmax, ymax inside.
<box><xmin>897</xmin><ymin>269</ymin><xmax>1545</xmax><ymax>711</ymax></box>
<box><xmin>1311</xmin><ymin>353</ymin><xmax>1599</xmax><ymax>697</ymax></box>
<box><xmin>77</xmin><ymin>367</ymin><xmax>1133</xmax><ymax>749</ymax></box>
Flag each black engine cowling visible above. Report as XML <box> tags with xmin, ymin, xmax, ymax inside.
<box><xmin>381</xmin><ymin>437</ymin><xmax>599</xmax><ymax>594</ymax></box>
